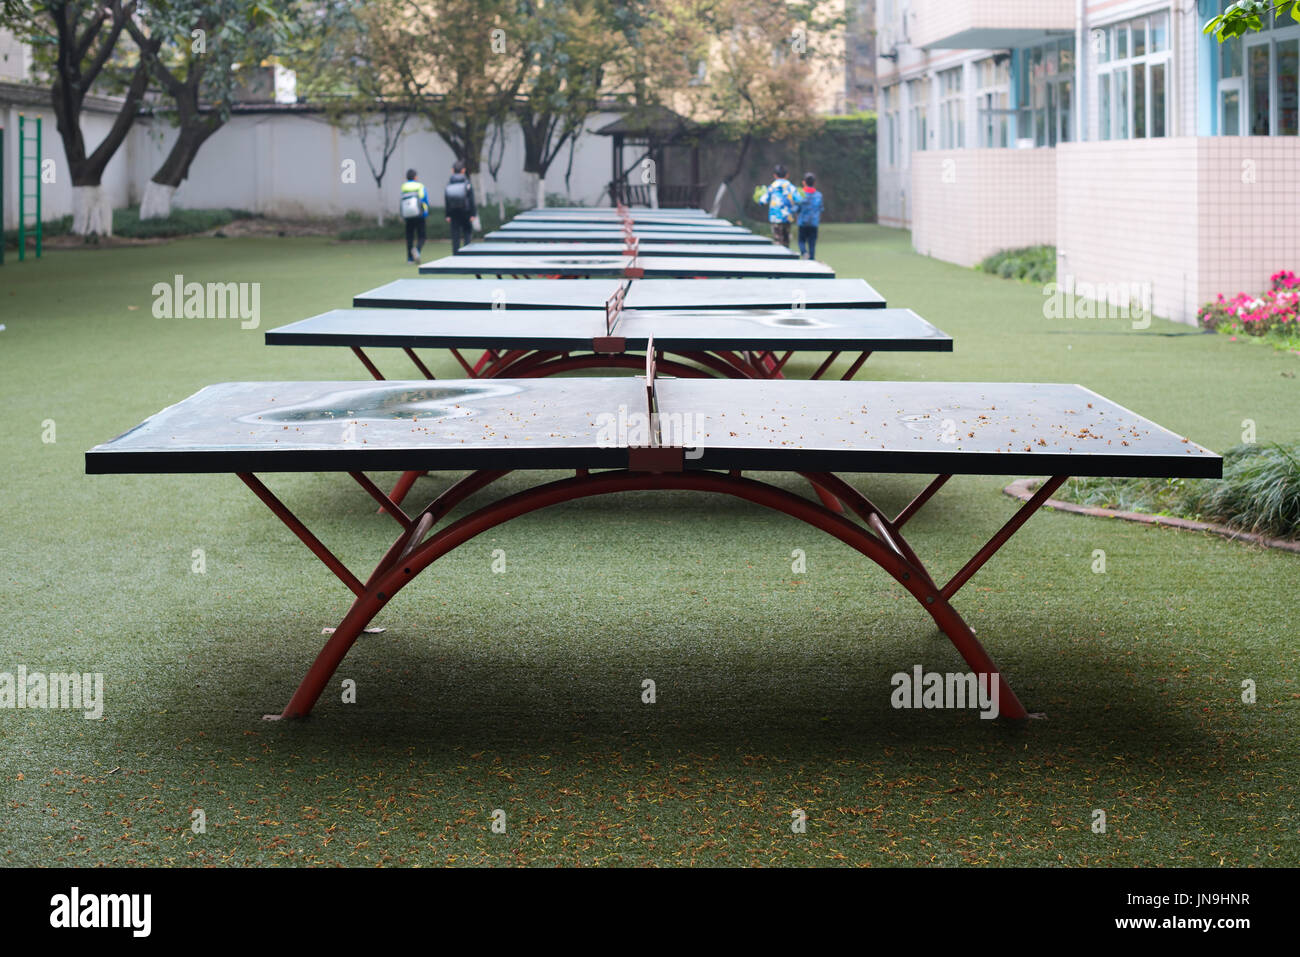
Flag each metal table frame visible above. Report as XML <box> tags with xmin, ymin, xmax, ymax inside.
<box><xmin>239</xmin><ymin>462</ymin><xmax>1064</xmax><ymax>722</ymax></box>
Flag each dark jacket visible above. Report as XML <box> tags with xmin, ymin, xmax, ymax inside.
<box><xmin>445</xmin><ymin>172</ymin><xmax>477</xmax><ymax>218</ymax></box>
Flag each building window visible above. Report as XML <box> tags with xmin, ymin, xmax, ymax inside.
<box><xmin>1097</xmin><ymin>11</ymin><xmax>1170</xmax><ymax>140</ymax></box>
<box><xmin>975</xmin><ymin>56</ymin><xmax>1011</xmax><ymax>147</ymax></box>
<box><xmin>1017</xmin><ymin>37</ymin><xmax>1073</xmax><ymax>146</ymax></box>
<box><xmin>882</xmin><ymin>85</ymin><xmax>901</xmax><ymax>167</ymax></box>
<box><xmin>1214</xmin><ymin>1</ymin><xmax>1298</xmax><ymax>136</ymax></box>
<box><xmin>938</xmin><ymin>67</ymin><xmax>964</xmax><ymax>148</ymax></box>
<box><xmin>908</xmin><ymin>77</ymin><xmax>930</xmax><ymax>152</ymax></box>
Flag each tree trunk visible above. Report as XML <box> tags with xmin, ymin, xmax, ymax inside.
<box><xmin>55</xmin><ymin>58</ymin><xmax>153</xmax><ymax>234</ymax></box>
<box><xmin>139</xmin><ymin>181</ymin><xmax>176</xmax><ymax>220</ymax></box>
<box><xmin>376</xmin><ymin>182</ymin><xmax>385</xmax><ymax>226</ymax></box>
<box><xmin>139</xmin><ymin>121</ymin><xmax>220</xmax><ymax>220</ymax></box>
<box><xmin>709</xmin><ymin>182</ymin><xmax>729</xmax><ymax>218</ymax></box>
<box><xmin>72</xmin><ymin>186</ymin><xmax>113</xmax><ymax>237</ymax></box>
<box><xmin>525</xmin><ymin>172</ymin><xmax>545</xmax><ymax>209</ymax></box>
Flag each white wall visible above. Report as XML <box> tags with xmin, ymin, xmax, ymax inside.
<box><xmin>2</xmin><ymin>101</ymin><xmax>622</xmax><ymax>230</ymax></box>
<box><xmin>0</xmin><ymin>30</ymin><xmax>31</xmax><ymax>82</ymax></box>
<box><xmin>130</xmin><ymin>109</ymin><xmax>623</xmax><ymax>219</ymax></box>
<box><xmin>2</xmin><ymin>101</ymin><xmax>138</xmax><ymax>230</ymax></box>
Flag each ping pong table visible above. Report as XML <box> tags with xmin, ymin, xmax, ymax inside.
<box><xmin>510</xmin><ymin>212</ymin><xmax>731</xmax><ymax>228</ymax></box>
<box><xmin>417</xmin><ymin>252</ymin><xmax>834</xmax><ymax>279</ymax></box>
<box><xmin>268</xmin><ymin>289</ymin><xmax>950</xmax><ymax>508</ymax></box>
<box><xmin>86</xmin><ymin>370</ymin><xmax>1221</xmax><ymax>722</ymax></box>
<box><xmin>458</xmin><ymin>240</ymin><xmax>794</xmax><ymax>259</ymax></box>
<box><xmin>514</xmin><ymin>206</ymin><xmax>711</xmax><ymax>219</ymax></box>
<box><xmin>352</xmin><ymin>278</ymin><xmax>885</xmax><ymax>311</ymax></box>
<box><xmin>266</xmin><ymin>306</ymin><xmax>949</xmax><ymax>384</ymax></box>
<box><xmin>491</xmin><ymin>223</ymin><xmax>756</xmax><ymax>239</ymax></box>
<box><xmin>517</xmin><ymin>206</ymin><xmax>711</xmax><ymax>216</ymax></box>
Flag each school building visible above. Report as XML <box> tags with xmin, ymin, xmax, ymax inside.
<box><xmin>876</xmin><ymin>0</ymin><xmax>1300</xmax><ymax>324</ymax></box>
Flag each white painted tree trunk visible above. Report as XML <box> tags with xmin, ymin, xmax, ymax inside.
<box><xmin>523</xmin><ymin>171</ymin><xmax>543</xmax><ymax>209</ymax></box>
<box><xmin>72</xmin><ymin>185</ymin><xmax>113</xmax><ymax>236</ymax></box>
<box><xmin>709</xmin><ymin>182</ymin><xmax>727</xmax><ymax>217</ymax></box>
<box><xmin>139</xmin><ymin>181</ymin><xmax>176</xmax><ymax>220</ymax></box>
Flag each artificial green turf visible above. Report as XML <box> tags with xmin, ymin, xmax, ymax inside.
<box><xmin>1</xmin><ymin>226</ymin><xmax>1297</xmax><ymax>866</ymax></box>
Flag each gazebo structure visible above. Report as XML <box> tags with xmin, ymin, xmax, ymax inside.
<box><xmin>595</xmin><ymin>106</ymin><xmax>706</xmax><ymax>209</ymax></box>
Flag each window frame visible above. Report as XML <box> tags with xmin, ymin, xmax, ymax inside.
<box><xmin>908</xmin><ymin>77</ymin><xmax>931</xmax><ymax>153</ymax></box>
<box><xmin>1214</xmin><ymin>0</ymin><xmax>1300</xmax><ymax>135</ymax></box>
<box><xmin>1096</xmin><ymin>11</ymin><xmax>1172</xmax><ymax>141</ymax></box>
<box><xmin>937</xmin><ymin>66</ymin><xmax>965</xmax><ymax>149</ymax></box>
<box><xmin>974</xmin><ymin>55</ymin><xmax>1011</xmax><ymax>148</ymax></box>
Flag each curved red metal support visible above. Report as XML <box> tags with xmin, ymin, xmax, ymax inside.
<box><xmin>276</xmin><ymin>469</ymin><xmax>1027</xmax><ymax>721</ymax></box>
<box><xmin>497</xmin><ymin>352</ymin><xmax>716</xmax><ymax>380</ymax></box>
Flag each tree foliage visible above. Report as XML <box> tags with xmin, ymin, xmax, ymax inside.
<box><xmin>643</xmin><ymin>0</ymin><xmax>839</xmax><ymax>184</ymax></box>
<box><xmin>1204</xmin><ymin>1</ymin><xmax>1300</xmax><ymax>40</ymax></box>
<box><xmin>124</xmin><ymin>0</ymin><xmax>299</xmax><ymax>197</ymax></box>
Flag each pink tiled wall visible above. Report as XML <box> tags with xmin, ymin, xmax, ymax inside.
<box><xmin>1056</xmin><ymin>138</ymin><xmax>1300</xmax><ymax>325</ymax></box>
<box><xmin>1196</xmin><ymin>137</ymin><xmax>1300</xmax><ymax>309</ymax></box>
<box><xmin>910</xmin><ymin>149</ymin><xmax>1057</xmax><ymax>266</ymax></box>
<box><xmin>1056</xmin><ymin>139</ymin><xmax>1200</xmax><ymax>323</ymax></box>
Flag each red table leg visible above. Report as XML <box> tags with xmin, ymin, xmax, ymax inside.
<box><xmin>238</xmin><ymin>469</ymin><xmax>1068</xmax><ymax>721</ymax></box>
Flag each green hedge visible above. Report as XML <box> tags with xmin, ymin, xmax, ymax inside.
<box><xmin>3</xmin><ymin>206</ymin><xmax>254</xmax><ymax>248</ymax></box>
<box><xmin>699</xmin><ymin>113</ymin><xmax>877</xmax><ymax>223</ymax></box>
<box><xmin>978</xmin><ymin>245</ymin><xmax>1057</xmax><ymax>284</ymax></box>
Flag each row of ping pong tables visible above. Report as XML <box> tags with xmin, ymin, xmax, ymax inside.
<box><xmin>87</xmin><ymin>203</ymin><xmax>1221</xmax><ymax>722</ymax></box>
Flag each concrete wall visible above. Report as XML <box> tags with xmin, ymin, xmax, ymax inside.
<box><xmin>0</xmin><ymin>29</ymin><xmax>31</xmax><ymax>83</ymax></box>
<box><xmin>2</xmin><ymin>95</ymin><xmax>622</xmax><ymax>229</ymax></box>
<box><xmin>132</xmin><ymin>110</ymin><xmax>623</xmax><ymax>220</ymax></box>
<box><xmin>911</xmin><ymin>148</ymin><xmax>1056</xmax><ymax>265</ymax></box>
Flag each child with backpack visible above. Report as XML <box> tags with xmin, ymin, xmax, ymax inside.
<box><xmin>399</xmin><ymin>169</ymin><xmax>429</xmax><ymax>264</ymax></box>
<box><xmin>756</xmin><ymin>164</ymin><xmax>799</xmax><ymax>248</ymax></box>
<box><xmin>796</xmin><ymin>172</ymin><xmax>824</xmax><ymax>260</ymax></box>
<box><xmin>444</xmin><ymin>161</ymin><xmax>478</xmax><ymax>253</ymax></box>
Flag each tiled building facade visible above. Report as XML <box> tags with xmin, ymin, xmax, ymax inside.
<box><xmin>878</xmin><ymin>0</ymin><xmax>1300</xmax><ymax>324</ymax></box>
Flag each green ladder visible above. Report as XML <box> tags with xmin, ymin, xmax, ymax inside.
<box><xmin>17</xmin><ymin>114</ymin><xmax>42</xmax><ymax>261</ymax></box>
<box><xmin>1</xmin><ymin>126</ymin><xmax>5</xmax><ymax>266</ymax></box>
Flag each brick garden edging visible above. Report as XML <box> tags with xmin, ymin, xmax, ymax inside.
<box><xmin>1002</xmin><ymin>479</ymin><xmax>1300</xmax><ymax>554</ymax></box>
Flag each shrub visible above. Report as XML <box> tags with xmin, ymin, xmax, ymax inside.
<box><xmin>1060</xmin><ymin>442</ymin><xmax>1300</xmax><ymax>541</ymax></box>
<box><xmin>1185</xmin><ymin>442</ymin><xmax>1300</xmax><ymax>539</ymax></box>
<box><xmin>4</xmin><ymin>207</ymin><xmax>254</xmax><ymax>248</ymax></box>
<box><xmin>1199</xmin><ymin>271</ymin><xmax>1300</xmax><ymax>338</ymax></box>
<box><xmin>114</xmin><ymin>206</ymin><xmax>251</xmax><ymax>239</ymax></box>
<box><xmin>978</xmin><ymin>245</ymin><xmax>1056</xmax><ymax>284</ymax></box>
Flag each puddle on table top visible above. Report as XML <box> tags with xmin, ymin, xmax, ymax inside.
<box><xmin>237</xmin><ymin>383</ymin><xmax>520</xmax><ymax>424</ymax></box>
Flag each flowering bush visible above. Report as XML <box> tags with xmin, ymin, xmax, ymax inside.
<box><xmin>1271</xmin><ymin>269</ymin><xmax>1300</xmax><ymax>291</ymax></box>
<box><xmin>1199</xmin><ymin>271</ymin><xmax>1300</xmax><ymax>337</ymax></box>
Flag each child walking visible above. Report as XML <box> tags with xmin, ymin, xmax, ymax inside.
<box><xmin>796</xmin><ymin>172</ymin><xmax>823</xmax><ymax>260</ymax></box>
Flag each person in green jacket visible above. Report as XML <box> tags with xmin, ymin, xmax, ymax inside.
<box><xmin>399</xmin><ymin>169</ymin><xmax>430</xmax><ymax>264</ymax></box>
